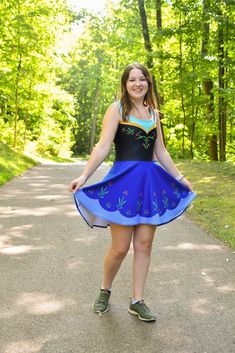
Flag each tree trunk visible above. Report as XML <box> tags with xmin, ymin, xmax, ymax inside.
<box><xmin>156</xmin><ymin>0</ymin><xmax>164</xmax><ymax>106</ymax></box>
<box><xmin>137</xmin><ymin>0</ymin><xmax>166</xmax><ymax>145</ymax></box>
<box><xmin>179</xmin><ymin>12</ymin><xmax>186</xmax><ymax>157</ymax></box>
<box><xmin>218</xmin><ymin>8</ymin><xmax>226</xmax><ymax>161</ymax></box>
<box><xmin>89</xmin><ymin>80</ymin><xmax>100</xmax><ymax>153</ymax></box>
<box><xmin>137</xmin><ymin>0</ymin><xmax>160</xmax><ymax>108</ymax></box>
<box><xmin>201</xmin><ymin>0</ymin><xmax>218</xmax><ymax>160</ymax></box>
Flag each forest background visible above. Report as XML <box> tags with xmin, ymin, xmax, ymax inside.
<box><xmin>0</xmin><ymin>0</ymin><xmax>234</xmax><ymax>248</ymax></box>
<box><xmin>0</xmin><ymin>0</ymin><xmax>234</xmax><ymax>161</ymax></box>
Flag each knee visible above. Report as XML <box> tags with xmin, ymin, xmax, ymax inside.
<box><xmin>133</xmin><ymin>239</ymin><xmax>153</xmax><ymax>255</ymax></box>
<box><xmin>111</xmin><ymin>246</ymin><xmax>129</xmax><ymax>260</ymax></box>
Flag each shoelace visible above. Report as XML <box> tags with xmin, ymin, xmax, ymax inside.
<box><xmin>98</xmin><ymin>290</ymin><xmax>110</xmax><ymax>303</ymax></box>
<box><xmin>138</xmin><ymin>300</ymin><xmax>150</xmax><ymax>312</ymax></box>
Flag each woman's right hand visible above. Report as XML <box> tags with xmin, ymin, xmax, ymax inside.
<box><xmin>68</xmin><ymin>175</ymin><xmax>87</xmax><ymax>193</ymax></box>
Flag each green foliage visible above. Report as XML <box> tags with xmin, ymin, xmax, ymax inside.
<box><xmin>0</xmin><ymin>141</ymin><xmax>37</xmax><ymax>185</ymax></box>
<box><xmin>0</xmin><ymin>0</ymin><xmax>75</xmax><ymax>156</ymax></box>
<box><xmin>177</xmin><ymin>160</ymin><xmax>235</xmax><ymax>249</ymax></box>
<box><xmin>0</xmin><ymin>0</ymin><xmax>234</xmax><ymax>160</ymax></box>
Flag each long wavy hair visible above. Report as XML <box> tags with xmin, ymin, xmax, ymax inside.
<box><xmin>119</xmin><ymin>62</ymin><xmax>157</xmax><ymax>121</ymax></box>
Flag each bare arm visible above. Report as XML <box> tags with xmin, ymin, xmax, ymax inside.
<box><xmin>153</xmin><ymin>111</ymin><xmax>193</xmax><ymax>191</ymax></box>
<box><xmin>69</xmin><ymin>102</ymin><xmax>120</xmax><ymax>193</ymax></box>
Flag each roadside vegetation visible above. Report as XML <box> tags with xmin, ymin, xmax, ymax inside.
<box><xmin>177</xmin><ymin>160</ymin><xmax>235</xmax><ymax>250</ymax></box>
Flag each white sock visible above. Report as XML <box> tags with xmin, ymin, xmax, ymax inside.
<box><xmin>101</xmin><ymin>286</ymin><xmax>111</xmax><ymax>292</ymax></box>
<box><xmin>131</xmin><ymin>298</ymin><xmax>141</xmax><ymax>304</ymax></box>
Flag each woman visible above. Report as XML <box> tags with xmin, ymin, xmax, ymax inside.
<box><xmin>69</xmin><ymin>63</ymin><xmax>196</xmax><ymax>322</ymax></box>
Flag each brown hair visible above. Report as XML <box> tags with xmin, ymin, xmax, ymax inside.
<box><xmin>119</xmin><ymin>62</ymin><xmax>157</xmax><ymax>121</ymax></box>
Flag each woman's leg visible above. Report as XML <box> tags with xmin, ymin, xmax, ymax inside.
<box><xmin>102</xmin><ymin>224</ymin><xmax>133</xmax><ymax>289</ymax></box>
<box><xmin>132</xmin><ymin>224</ymin><xmax>156</xmax><ymax>300</ymax></box>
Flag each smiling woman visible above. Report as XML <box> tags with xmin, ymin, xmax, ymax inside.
<box><xmin>68</xmin><ymin>62</ymin><xmax>196</xmax><ymax>321</ymax></box>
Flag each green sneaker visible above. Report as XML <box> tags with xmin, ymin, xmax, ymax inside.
<box><xmin>92</xmin><ymin>289</ymin><xmax>111</xmax><ymax>314</ymax></box>
<box><xmin>128</xmin><ymin>300</ymin><xmax>156</xmax><ymax>322</ymax></box>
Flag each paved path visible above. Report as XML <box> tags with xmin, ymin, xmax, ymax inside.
<box><xmin>0</xmin><ymin>162</ymin><xmax>234</xmax><ymax>353</ymax></box>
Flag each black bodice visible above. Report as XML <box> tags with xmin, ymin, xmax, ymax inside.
<box><xmin>114</xmin><ymin>122</ymin><xmax>157</xmax><ymax>161</ymax></box>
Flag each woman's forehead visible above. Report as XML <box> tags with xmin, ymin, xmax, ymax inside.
<box><xmin>128</xmin><ymin>68</ymin><xmax>145</xmax><ymax>78</ymax></box>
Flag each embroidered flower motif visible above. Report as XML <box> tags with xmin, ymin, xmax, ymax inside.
<box><xmin>127</xmin><ymin>127</ymin><xmax>135</xmax><ymax>135</ymax></box>
<box><xmin>163</xmin><ymin>195</ymin><xmax>169</xmax><ymax>208</ymax></box>
<box><xmin>172</xmin><ymin>186</ymin><xmax>181</xmax><ymax>198</ymax></box>
<box><xmin>126</xmin><ymin>209</ymin><xmax>132</xmax><ymax>216</ymax></box>
<box><xmin>137</xmin><ymin>200</ymin><xmax>142</xmax><ymax>212</ymax></box>
<box><xmin>98</xmin><ymin>186</ymin><xmax>109</xmax><ymax>198</ymax></box>
<box><xmin>88</xmin><ymin>190</ymin><xmax>94</xmax><ymax>194</ymax></box>
<box><xmin>106</xmin><ymin>202</ymin><xmax>111</xmax><ymax>209</ymax></box>
<box><xmin>153</xmin><ymin>200</ymin><xmax>159</xmax><ymax>212</ymax></box>
<box><xmin>144</xmin><ymin>209</ymin><xmax>150</xmax><ymax>215</ymax></box>
<box><xmin>116</xmin><ymin>195</ymin><xmax>126</xmax><ymax>209</ymax></box>
<box><xmin>123</xmin><ymin>190</ymin><xmax>128</xmax><ymax>195</ymax></box>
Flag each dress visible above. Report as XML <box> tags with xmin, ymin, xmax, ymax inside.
<box><xmin>73</xmin><ymin>107</ymin><xmax>196</xmax><ymax>228</ymax></box>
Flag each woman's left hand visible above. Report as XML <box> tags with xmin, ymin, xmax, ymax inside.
<box><xmin>180</xmin><ymin>177</ymin><xmax>193</xmax><ymax>192</ymax></box>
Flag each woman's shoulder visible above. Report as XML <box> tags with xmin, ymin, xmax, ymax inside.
<box><xmin>105</xmin><ymin>101</ymin><xmax>122</xmax><ymax>121</ymax></box>
<box><xmin>107</xmin><ymin>101</ymin><xmax>121</xmax><ymax>118</ymax></box>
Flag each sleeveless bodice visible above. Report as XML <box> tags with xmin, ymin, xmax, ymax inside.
<box><xmin>114</xmin><ymin>119</ymin><xmax>157</xmax><ymax>161</ymax></box>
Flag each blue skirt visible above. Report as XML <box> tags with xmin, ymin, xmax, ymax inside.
<box><xmin>73</xmin><ymin>161</ymin><xmax>196</xmax><ymax>228</ymax></box>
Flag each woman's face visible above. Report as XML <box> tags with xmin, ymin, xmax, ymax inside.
<box><xmin>126</xmin><ymin>68</ymin><xmax>149</xmax><ymax>101</ymax></box>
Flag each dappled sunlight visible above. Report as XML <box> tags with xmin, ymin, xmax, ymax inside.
<box><xmin>34</xmin><ymin>194</ymin><xmax>67</xmax><ymax>200</ymax></box>
<box><xmin>0</xmin><ymin>245</ymin><xmax>34</xmax><ymax>255</ymax></box>
<box><xmin>74</xmin><ymin>235</ymin><xmax>98</xmax><ymax>244</ymax></box>
<box><xmin>190</xmin><ymin>298</ymin><xmax>209</xmax><ymax>314</ymax></box>
<box><xmin>160</xmin><ymin>242</ymin><xmax>223</xmax><ymax>251</ymax></box>
<box><xmin>151</xmin><ymin>263</ymin><xmax>181</xmax><ymax>273</ymax></box>
<box><xmin>66</xmin><ymin>259</ymin><xmax>82</xmax><ymax>270</ymax></box>
<box><xmin>16</xmin><ymin>292</ymin><xmax>76</xmax><ymax>315</ymax></box>
<box><xmin>0</xmin><ymin>293</ymin><xmax>76</xmax><ymax>318</ymax></box>
<box><xmin>4</xmin><ymin>224</ymin><xmax>33</xmax><ymax>239</ymax></box>
<box><xmin>202</xmin><ymin>274</ymin><xmax>215</xmax><ymax>287</ymax></box>
<box><xmin>0</xmin><ymin>206</ymin><xmax>60</xmax><ymax>218</ymax></box>
<box><xmin>3</xmin><ymin>339</ymin><xmax>44</xmax><ymax>353</ymax></box>
<box><xmin>0</xmin><ymin>244</ymin><xmax>53</xmax><ymax>255</ymax></box>
<box><xmin>217</xmin><ymin>284</ymin><xmax>235</xmax><ymax>293</ymax></box>
<box><xmin>198</xmin><ymin>176</ymin><xmax>216</xmax><ymax>184</ymax></box>
<box><xmin>65</xmin><ymin>210</ymin><xmax>80</xmax><ymax>217</ymax></box>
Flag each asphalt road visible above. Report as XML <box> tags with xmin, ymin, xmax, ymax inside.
<box><xmin>0</xmin><ymin>162</ymin><xmax>234</xmax><ymax>353</ymax></box>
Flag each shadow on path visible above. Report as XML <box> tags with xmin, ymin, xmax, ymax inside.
<box><xmin>0</xmin><ymin>163</ymin><xmax>234</xmax><ymax>353</ymax></box>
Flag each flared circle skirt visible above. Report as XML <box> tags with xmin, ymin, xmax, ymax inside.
<box><xmin>73</xmin><ymin>161</ymin><xmax>196</xmax><ymax>228</ymax></box>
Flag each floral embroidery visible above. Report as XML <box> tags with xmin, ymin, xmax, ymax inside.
<box><xmin>98</xmin><ymin>186</ymin><xmax>109</xmax><ymax>198</ymax></box>
<box><xmin>153</xmin><ymin>199</ymin><xmax>159</xmax><ymax>213</ymax></box>
<box><xmin>172</xmin><ymin>186</ymin><xmax>181</xmax><ymax>198</ymax></box>
<box><xmin>137</xmin><ymin>200</ymin><xmax>142</xmax><ymax>212</ymax></box>
<box><xmin>163</xmin><ymin>195</ymin><xmax>169</xmax><ymax>208</ymax></box>
<box><xmin>121</xmin><ymin>126</ymin><xmax>156</xmax><ymax>149</ymax></box>
<box><xmin>116</xmin><ymin>195</ymin><xmax>126</xmax><ymax>209</ymax></box>
<box><xmin>126</xmin><ymin>127</ymin><xmax>135</xmax><ymax>135</ymax></box>
<box><xmin>134</xmin><ymin>131</ymin><xmax>155</xmax><ymax>149</ymax></box>
<box><xmin>106</xmin><ymin>202</ymin><xmax>112</xmax><ymax>208</ymax></box>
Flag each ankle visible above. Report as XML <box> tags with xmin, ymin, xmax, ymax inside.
<box><xmin>101</xmin><ymin>285</ymin><xmax>112</xmax><ymax>292</ymax></box>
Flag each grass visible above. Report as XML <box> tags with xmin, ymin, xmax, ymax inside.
<box><xmin>176</xmin><ymin>160</ymin><xmax>235</xmax><ymax>250</ymax></box>
<box><xmin>0</xmin><ymin>142</ymin><xmax>38</xmax><ymax>186</ymax></box>
<box><xmin>0</xmin><ymin>142</ymin><xmax>75</xmax><ymax>186</ymax></box>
